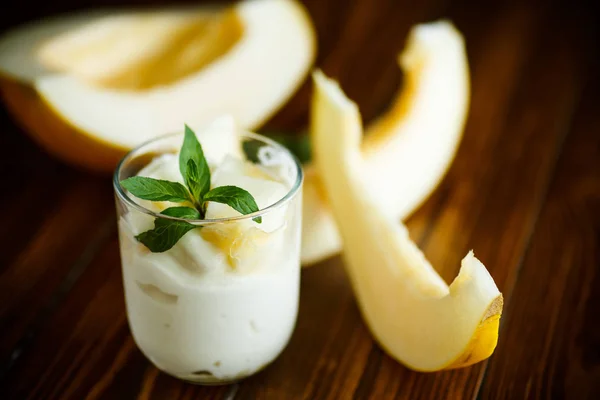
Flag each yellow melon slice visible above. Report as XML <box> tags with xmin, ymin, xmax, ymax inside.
<box><xmin>0</xmin><ymin>0</ymin><xmax>316</xmax><ymax>172</ymax></box>
<box><xmin>310</xmin><ymin>70</ymin><xmax>502</xmax><ymax>371</ymax></box>
<box><xmin>301</xmin><ymin>20</ymin><xmax>469</xmax><ymax>265</ymax></box>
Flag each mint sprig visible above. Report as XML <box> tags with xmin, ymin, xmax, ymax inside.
<box><xmin>121</xmin><ymin>125</ymin><xmax>261</xmax><ymax>253</ymax></box>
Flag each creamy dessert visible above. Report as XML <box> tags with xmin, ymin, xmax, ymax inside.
<box><xmin>115</xmin><ymin>119</ymin><xmax>302</xmax><ymax>383</ymax></box>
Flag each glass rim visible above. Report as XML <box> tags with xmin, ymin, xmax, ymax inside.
<box><xmin>112</xmin><ymin>130</ymin><xmax>304</xmax><ymax>226</ymax></box>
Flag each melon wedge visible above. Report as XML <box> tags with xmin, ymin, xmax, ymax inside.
<box><xmin>0</xmin><ymin>0</ymin><xmax>315</xmax><ymax>171</ymax></box>
<box><xmin>301</xmin><ymin>20</ymin><xmax>469</xmax><ymax>265</ymax></box>
<box><xmin>311</xmin><ymin>70</ymin><xmax>502</xmax><ymax>371</ymax></box>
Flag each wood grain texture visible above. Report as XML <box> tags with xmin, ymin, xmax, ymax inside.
<box><xmin>0</xmin><ymin>107</ymin><xmax>114</xmax><ymax>368</ymax></box>
<box><xmin>480</xmin><ymin>41</ymin><xmax>600</xmax><ymax>400</ymax></box>
<box><xmin>0</xmin><ymin>0</ymin><xmax>598</xmax><ymax>398</ymax></box>
<box><xmin>0</xmin><ymin>181</ymin><xmax>114</xmax><ymax>361</ymax></box>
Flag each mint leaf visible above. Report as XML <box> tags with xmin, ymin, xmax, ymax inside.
<box><xmin>121</xmin><ymin>176</ymin><xmax>191</xmax><ymax>203</ymax></box>
<box><xmin>180</xmin><ymin>125</ymin><xmax>210</xmax><ymax>200</ymax></box>
<box><xmin>135</xmin><ymin>222</ymin><xmax>195</xmax><ymax>252</ymax></box>
<box><xmin>184</xmin><ymin>160</ymin><xmax>201</xmax><ymax>205</ymax></box>
<box><xmin>135</xmin><ymin>207</ymin><xmax>199</xmax><ymax>252</ymax></box>
<box><xmin>247</xmin><ymin>131</ymin><xmax>311</xmax><ymax>163</ymax></box>
<box><xmin>204</xmin><ymin>185</ymin><xmax>262</xmax><ymax>223</ymax></box>
<box><xmin>161</xmin><ymin>206</ymin><xmax>201</xmax><ymax>219</ymax></box>
<box><xmin>266</xmin><ymin>132</ymin><xmax>311</xmax><ymax>163</ymax></box>
<box><xmin>185</xmin><ymin>159</ymin><xmax>210</xmax><ymax>208</ymax></box>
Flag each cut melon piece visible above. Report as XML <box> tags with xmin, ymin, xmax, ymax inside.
<box><xmin>0</xmin><ymin>0</ymin><xmax>315</xmax><ymax>171</ymax></box>
<box><xmin>202</xmin><ymin>154</ymin><xmax>289</xmax><ymax>270</ymax></box>
<box><xmin>310</xmin><ymin>70</ymin><xmax>502</xmax><ymax>371</ymax></box>
<box><xmin>301</xmin><ymin>20</ymin><xmax>469</xmax><ymax>265</ymax></box>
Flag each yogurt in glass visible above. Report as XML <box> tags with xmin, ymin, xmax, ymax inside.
<box><xmin>113</xmin><ymin>119</ymin><xmax>303</xmax><ymax>384</ymax></box>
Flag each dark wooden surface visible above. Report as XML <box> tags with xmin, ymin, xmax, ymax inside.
<box><xmin>1</xmin><ymin>0</ymin><xmax>600</xmax><ymax>398</ymax></box>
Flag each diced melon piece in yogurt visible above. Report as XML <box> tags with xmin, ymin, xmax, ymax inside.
<box><xmin>202</xmin><ymin>156</ymin><xmax>289</xmax><ymax>270</ymax></box>
<box><xmin>206</xmin><ymin>155</ymin><xmax>289</xmax><ymax>233</ymax></box>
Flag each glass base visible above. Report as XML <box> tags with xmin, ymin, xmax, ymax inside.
<box><xmin>180</xmin><ymin>377</ymin><xmax>242</xmax><ymax>386</ymax></box>
<box><xmin>161</xmin><ymin>368</ymin><xmax>249</xmax><ymax>386</ymax></box>
<box><xmin>133</xmin><ymin>337</ymin><xmax>269</xmax><ymax>386</ymax></box>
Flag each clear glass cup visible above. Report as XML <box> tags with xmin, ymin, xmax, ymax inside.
<box><xmin>113</xmin><ymin>130</ymin><xmax>303</xmax><ymax>385</ymax></box>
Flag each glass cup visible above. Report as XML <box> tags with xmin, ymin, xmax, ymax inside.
<box><xmin>113</xmin><ymin>130</ymin><xmax>303</xmax><ymax>385</ymax></box>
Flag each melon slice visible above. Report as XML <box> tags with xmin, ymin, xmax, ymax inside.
<box><xmin>301</xmin><ymin>20</ymin><xmax>469</xmax><ymax>265</ymax></box>
<box><xmin>310</xmin><ymin>70</ymin><xmax>502</xmax><ymax>371</ymax></box>
<box><xmin>0</xmin><ymin>0</ymin><xmax>315</xmax><ymax>171</ymax></box>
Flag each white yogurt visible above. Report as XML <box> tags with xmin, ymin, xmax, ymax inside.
<box><xmin>117</xmin><ymin>139</ymin><xmax>301</xmax><ymax>383</ymax></box>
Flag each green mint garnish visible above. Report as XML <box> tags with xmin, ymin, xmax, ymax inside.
<box><xmin>160</xmin><ymin>206</ymin><xmax>202</xmax><ymax>219</ymax></box>
<box><xmin>120</xmin><ymin>177</ymin><xmax>192</xmax><ymax>203</ymax></box>
<box><xmin>203</xmin><ymin>186</ymin><xmax>262</xmax><ymax>224</ymax></box>
<box><xmin>121</xmin><ymin>125</ymin><xmax>261</xmax><ymax>253</ymax></box>
<box><xmin>180</xmin><ymin>124</ymin><xmax>210</xmax><ymax>202</ymax></box>
<box><xmin>184</xmin><ymin>159</ymin><xmax>203</xmax><ymax>206</ymax></box>
<box><xmin>268</xmin><ymin>132</ymin><xmax>311</xmax><ymax>164</ymax></box>
<box><xmin>135</xmin><ymin>207</ymin><xmax>199</xmax><ymax>252</ymax></box>
<box><xmin>247</xmin><ymin>130</ymin><xmax>311</xmax><ymax>164</ymax></box>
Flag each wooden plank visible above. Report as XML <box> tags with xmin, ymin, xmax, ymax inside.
<box><xmin>0</xmin><ymin>114</ymin><xmax>76</xmax><ymax>270</ymax></box>
<box><xmin>0</xmin><ymin>179</ymin><xmax>115</xmax><ymax>362</ymax></box>
<box><xmin>479</xmin><ymin>36</ymin><xmax>600</xmax><ymax>400</ymax></box>
<box><xmin>0</xmin><ymin>106</ymin><xmax>117</xmax><ymax>364</ymax></box>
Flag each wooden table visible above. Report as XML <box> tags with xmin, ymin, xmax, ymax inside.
<box><xmin>1</xmin><ymin>0</ymin><xmax>599</xmax><ymax>398</ymax></box>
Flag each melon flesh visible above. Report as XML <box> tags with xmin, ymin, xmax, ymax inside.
<box><xmin>37</xmin><ymin>9</ymin><xmax>240</xmax><ymax>90</ymax></box>
<box><xmin>310</xmin><ymin>70</ymin><xmax>502</xmax><ymax>371</ymax></box>
<box><xmin>301</xmin><ymin>20</ymin><xmax>469</xmax><ymax>265</ymax></box>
